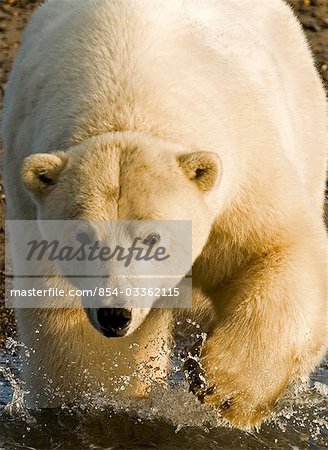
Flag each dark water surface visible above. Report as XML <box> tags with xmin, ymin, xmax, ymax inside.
<box><xmin>0</xmin><ymin>337</ymin><xmax>327</xmax><ymax>450</ymax></box>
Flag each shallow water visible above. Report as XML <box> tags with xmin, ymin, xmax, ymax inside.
<box><xmin>0</xmin><ymin>335</ymin><xmax>327</xmax><ymax>450</ymax></box>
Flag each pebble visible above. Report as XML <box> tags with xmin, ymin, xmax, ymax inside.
<box><xmin>304</xmin><ymin>23</ymin><xmax>322</xmax><ymax>32</ymax></box>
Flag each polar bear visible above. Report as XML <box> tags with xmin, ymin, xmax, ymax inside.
<box><xmin>2</xmin><ymin>0</ymin><xmax>327</xmax><ymax>429</ymax></box>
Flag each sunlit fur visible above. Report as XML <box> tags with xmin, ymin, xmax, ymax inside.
<box><xmin>2</xmin><ymin>0</ymin><xmax>327</xmax><ymax>429</ymax></box>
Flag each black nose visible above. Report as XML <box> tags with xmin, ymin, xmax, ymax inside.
<box><xmin>96</xmin><ymin>308</ymin><xmax>132</xmax><ymax>337</ymax></box>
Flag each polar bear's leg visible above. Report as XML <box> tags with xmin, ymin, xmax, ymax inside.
<box><xmin>16</xmin><ymin>307</ymin><xmax>173</xmax><ymax>408</ymax></box>
<box><xmin>193</xmin><ymin>241</ymin><xmax>327</xmax><ymax>429</ymax></box>
<box><xmin>130</xmin><ymin>309</ymin><xmax>173</xmax><ymax>397</ymax></box>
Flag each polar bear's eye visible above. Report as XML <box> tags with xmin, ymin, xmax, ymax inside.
<box><xmin>195</xmin><ymin>168</ymin><xmax>206</xmax><ymax>179</ymax></box>
<box><xmin>143</xmin><ymin>233</ymin><xmax>161</xmax><ymax>246</ymax></box>
<box><xmin>76</xmin><ymin>231</ymin><xmax>92</xmax><ymax>245</ymax></box>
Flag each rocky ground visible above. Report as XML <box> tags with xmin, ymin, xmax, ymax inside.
<box><xmin>0</xmin><ymin>0</ymin><xmax>327</xmax><ymax>348</ymax></box>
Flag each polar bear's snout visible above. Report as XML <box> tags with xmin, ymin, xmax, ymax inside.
<box><xmin>87</xmin><ymin>307</ymin><xmax>132</xmax><ymax>337</ymax></box>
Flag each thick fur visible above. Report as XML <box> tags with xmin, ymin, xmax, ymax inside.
<box><xmin>2</xmin><ymin>0</ymin><xmax>327</xmax><ymax>429</ymax></box>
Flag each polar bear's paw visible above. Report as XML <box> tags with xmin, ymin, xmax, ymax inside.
<box><xmin>182</xmin><ymin>338</ymin><xmax>276</xmax><ymax>430</ymax></box>
<box><xmin>201</xmin><ymin>380</ymin><xmax>275</xmax><ymax>430</ymax></box>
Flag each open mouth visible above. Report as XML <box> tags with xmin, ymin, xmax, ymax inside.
<box><xmin>98</xmin><ymin>324</ymin><xmax>129</xmax><ymax>338</ymax></box>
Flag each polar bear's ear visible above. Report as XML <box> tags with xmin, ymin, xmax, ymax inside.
<box><xmin>22</xmin><ymin>152</ymin><xmax>68</xmax><ymax>195</ymax></box>
<box><xmin>177</xmin><ymin>151</ymin><xmax>220</xmax><ymax>192</ymax></box>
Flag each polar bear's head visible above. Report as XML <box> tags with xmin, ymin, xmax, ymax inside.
<box><xmin>22</xmin><ymin>133</ymin><xmax>220</xmax><ymax>337</ymax></box>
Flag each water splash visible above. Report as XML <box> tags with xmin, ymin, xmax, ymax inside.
<box><xmin>0</xmin><ymin>338</ymin><xmax>36</xmax><ymax>426</ymax></box>
<box><xmin>0</xmin><ymin>329</ymin><xmax>327</xmax><ymax>449</ymax></box>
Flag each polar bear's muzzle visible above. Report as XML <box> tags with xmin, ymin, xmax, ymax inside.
<box><xmin>86</xmin><ymin>307</ymin><xmax>132</xmax><ymax>337</ymax></box>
